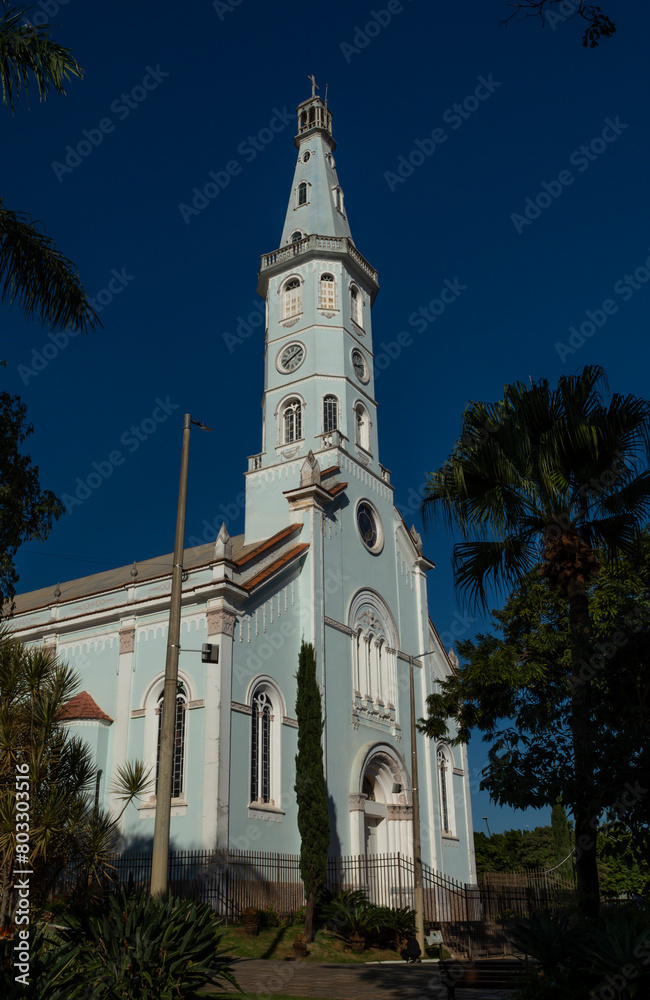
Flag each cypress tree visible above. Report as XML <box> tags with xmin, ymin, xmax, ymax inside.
<box><xmin>551</xmin><ymin>797</ymin><xmax>575</xmax><ymax>882</ymax></box>
<box><xmin>294</xmin><ymin>639</ymin><xmax>330</xmax><ymax>942</ymax></box>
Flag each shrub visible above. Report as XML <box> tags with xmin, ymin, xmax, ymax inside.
<box><xmin>512</xmin><ymin>908</ymin><xmax>650</xmax><ymax>1000</ymax></box>
<box><xmin>0</xmin><ymin>926</ymin><xmax>76</xmax><ymax>1000</ymax></box>
<box><xmin>374</xmin><ymin>905</ymin><xmax>416</xmax><ymax>948</ymax></box>
<box><xmin>259</xmin><ymin>901</ymin><xmax>281</xmax><ymax>929</ymax></box>
<box><xmin>511</xmin><ymin>910</ymin><xmax>578</xmax><ymax>972</ymax></box>
<box><xmin>321</xmin><ymin>889</ymin><xmax>383</xmax><ymax>949</ymax></box>
<box><xmin>46</xmin><ymin>884</ymin><xmax>241</xmax><ymax>999</ymax></box>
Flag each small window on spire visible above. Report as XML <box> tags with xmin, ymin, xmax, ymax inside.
<box><xmin>355</xmin><ymin>403</ymin><xmax>370</xmax><ymax>451</ymax></box>
<box><xmin>323</xmin><ymin>395</ymin><xmax>338</xmax><ymax>433</ymax></box>
<box><xmin>319</xmin><ymin>273</ymin><xmax>336</xmax><ymax>310</ymax></box>
<box><xmin>298</xmin><ymin>182</ymin><xmax>308</xmax><ymax>206</ymax></box>
<box><xmin>282</xmin><ymin>398</ymin><xmax>303</xmax><ymax>444</ymax></box>
<box><xmin>283</xmin><ymin>278</ymin><xmax>302</xmax><ymax>319</ymax></box>
<box><xmin>334</xmin><ymin>187</ymin><xmax>343</xmax><ymax>212</ymax></box>
<box><xmin>291</xmin><ymin>230</ymin><xmax>303</xmax><ymax>244</ymax></box>
<box><xmin>350</xmin><ymin>285</ymin><xmax>364</xmax><ymax>328</ymax></box>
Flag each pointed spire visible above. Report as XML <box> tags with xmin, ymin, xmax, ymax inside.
<box><xmin>214</xmin><ymin>522</ymin><xmax>233</xmax><ymax>560</ymax></box>
<box><xmin>300</xmin><ymin>451</ymin><xmax>321</xmax><ymax>486</ymax></box>
<box><xmin>279</xmin><ymin>87</ymin><xmax>352</xmax><ymax>246</ymax></box>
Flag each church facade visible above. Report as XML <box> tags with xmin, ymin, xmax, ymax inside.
<box><xmin>10</xmin><ymin>90</ymin><xmax>476</xmax><ymax>884</ymax></box>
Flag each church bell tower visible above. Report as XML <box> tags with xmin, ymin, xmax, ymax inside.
<box><xmin>245</xmin><ymin>83</ymin><xmax>385</xmax><ymax>543</ymax></box>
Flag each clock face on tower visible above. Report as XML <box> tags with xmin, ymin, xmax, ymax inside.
<box><xmin>277</xmin><ymin>342</ymin><xmax>305</xmax><ymax>373</ymax></box>
<box><xmin>351</xmin><ymin>349</ymin><xmax>369</xmax><ymax>383</ymax></box>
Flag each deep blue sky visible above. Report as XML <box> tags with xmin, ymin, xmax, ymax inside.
<box><xmin>2</xmin><ymin>0</ymin><xmax>647</xmax><ymax>835</ymax></box>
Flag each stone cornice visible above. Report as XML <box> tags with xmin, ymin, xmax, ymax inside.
<box><xmin>324</xmin><ymin>616</ymin><xmax>354</xmax><ymax>637</ymax></box>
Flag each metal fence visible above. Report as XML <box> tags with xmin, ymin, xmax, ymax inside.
<box><xmin>57</xmin><ymin>849</ymin><xmax>579</xmax><ymax>956</ymax></box>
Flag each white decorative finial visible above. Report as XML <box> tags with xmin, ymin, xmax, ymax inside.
<box><xmin>215</xmin><ymin>522</ymin><xmax>233</xmax><ymax>560</ymax></box>
<box><xmin>130</xmin><ymin>561</ymin><xmax>138</xmax><ymax>579</ymax></box>
<box><xmin>300</xmin><ymin>450</ymin><xmax>321</xmax><ymax>486</ymax></box>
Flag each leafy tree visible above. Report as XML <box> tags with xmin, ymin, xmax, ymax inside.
<box><xmin>597</xmin><ymin>826</ymin><xmax>650</xmax><ymax>896</ymax></box>
<box><xmin>475</xmin><ymin>823</ymin><xmax>649</xmax><ymax>897</ymax></box>
<box><xmin>420</xmin><ymin>365</ymin><xmax>650</xmax><ymax>918</ymax></box>
<box><xmin>0</xmin><ymin>6</ymin><xmax>100</xmax><ymax>604</ymax></box>
<box><xmin>294</xmin><ymin>640</ymin><xmax>329</xmax><ymax>942</ymax></box>
<box><xmin>0</xmin><ymin>4</ymin><xmax>99</xmax><ymax>333</ymax></box>
<box><xmin>425</xmin><ymin>540</ymin><xmax>650</xmax><ymax>880</ymax></box>
<box><xmin>0</xmin><ymin>630</ymin><xmax>151</xmax><ymax>927</ymax></box>
<box><xmin>501</xmin><ymin>1</ymin><xmax>616</xmax><ymax>48</ymax></box>
<box><xmin>0</xmin><ymin>390</ymin><xmax>64</xmax><ymax>610</ymax></box>
<box><xmin>473</xmin><ymin>826</ymin><xmax>557</xmax><ymax>875</ymax></box>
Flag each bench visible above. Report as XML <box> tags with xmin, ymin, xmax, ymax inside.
<box><xmin>440</xmin><ymin>959</ymin><xmax>529</xmax><ymax>999</ymax></box>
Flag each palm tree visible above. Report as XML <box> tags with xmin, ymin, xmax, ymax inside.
<box><xmin>0</xmin><ymin>4</ymin><xmax>99</xmax><ymax>333</ymax></box>
<box><xmin>0</xmin><ymin>629</ymin><xmax>151</xmax><ymax>927</ymax></box>
<box><xmin>421</xmin><ymin>364</ymin><xmax>650</xmax><ymax>918</ymax></box>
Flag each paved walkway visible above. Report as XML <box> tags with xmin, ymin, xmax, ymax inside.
<box><xmin>204</xmin><ymin>958</ymin><xmax>514</xmax><ymax>999</ymax></box>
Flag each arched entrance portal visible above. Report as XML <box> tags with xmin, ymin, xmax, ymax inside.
<box><xmin>349</xmin><ymin>743</ymin><xmax>413</xmax><ymax>860</ymax></box>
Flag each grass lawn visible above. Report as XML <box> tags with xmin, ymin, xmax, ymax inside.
<box><xmin>215</xmin><ymin>923</ymin><xmax>447</xmax><ymax>963</ymax></box>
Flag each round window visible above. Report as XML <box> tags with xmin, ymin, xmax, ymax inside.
<box><xmin>356</xmin><ymin>500</ymin><xmax>383</xmax><ymax>553</ymax></box>
<box><xmin>302</xmin><ymin>150</ymin><xmax>311</xmax><ymax>163</ymax></box>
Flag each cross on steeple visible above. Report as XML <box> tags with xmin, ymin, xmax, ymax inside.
<box><xmin>308</xmin><ymin>74</ymin><xmax>318</xmax><ymax>97</ymax></box>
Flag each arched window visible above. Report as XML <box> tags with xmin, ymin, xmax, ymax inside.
<box><xmin>282</xmin><ymin>398</ymin><xmax>302</xmax><ymax>443</ymax></box>
<box><xmin>156</xmin><ymin>682</ymin><xmax>188</xmax><ymax>800</ymax></box>
<box><xmin>437</xmin><ymin>744</ymin><xmax>456</xmax><ymax>835</ymax></box>
<box><xmin>355</xmin><ymin>402</ymin><xmax>370</xmax><ymax>451</ymax></box>
<box><xmin>251</xmin><ymin>690</ymin><xmax>272</xmax><ymax>804</ymax></box>
<box><xmin>249</xmin><ymin>681</ymin><xmax>284</xmax><ymax>808</ymax></box>
<box><xmin>283</xmin><ymin>278</ymin><xmax>301</xmax><ymax>319</ymax></box>
<box><xmin>319</xmin><ymin>273</ymin><xmax>336</xmax><ymax>310</ymax></box>
<box><xmin>333</xmin><ymin>186</ymin><xmax>344</xmax><ymax>212</ymax></box>
<box><xmin>349</xmin><ymin>596</ymin><xmax>397</xmax><ymax>714</ymax></box>
<box><xmin>323</xmin><ymin>395</ymin><xmax>338</xmax><ymax>433</ymax></box>
<box><xmin>350</xmin><ymin>285</ymin><xmax>363</xmax><ymax>328</ymax></box>
<box><xmin>290</xmin><ymin>230</ymin><xmax>303</xmax><ymax>244</ymax></box>
<box><xmin>297</xmin><ymin>182</ymin><xmax>308</xmax><ymax>206</ymax></box>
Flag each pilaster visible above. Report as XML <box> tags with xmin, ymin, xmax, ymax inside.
<box><xmin>111</xmin><ymin>623</ymin><xmax>136</xmax><ymax>821</ymax></box>
<box><xmin>203</xmin><ymin>602</ymin><xmax>237</xmax><ymax>849</ymax></box>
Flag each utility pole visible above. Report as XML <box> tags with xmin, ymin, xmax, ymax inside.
<box><xmin>150</xmin><ymin>414</ymin><xmax>209</xmax><ymax>896</ymax></box>
<box><xmin>409</xmin><ymin>649</ymin><xmax>434</xmax><ymax>957</ymax></box>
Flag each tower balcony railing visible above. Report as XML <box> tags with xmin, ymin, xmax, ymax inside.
<box><xmin>317</xmin><ymin>429</ymin><xmax>346</xmax><ymax>450</ymax></box>
<box><xmin>260</xmin><ymin>234</ymin><xmax>378</xmax><ymax>284</ymax></box>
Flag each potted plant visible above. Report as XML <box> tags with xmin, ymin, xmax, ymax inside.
<box><xmin>349</xmin><ymin>930</ymin><xmax>365</xmax><ymax>952</ymax></box>
<box><xmin>293</xmin><ymin>931</ymin><xmax>308</xmax><ymax>958</ymax></box>
<box><xmin>242</xmin><ymin>906</ymin><xmax>260</xmax><ymax>936</ymax></box>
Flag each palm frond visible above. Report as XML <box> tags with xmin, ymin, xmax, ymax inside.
<box><xmin>0</xmin><ymin>203</ymin><xmax>101</xmax><ymax>332</ymax></box>
<box><xmin>421</xmin><ymin>365</ymin><xmax>650</xmax><ymax>603</ymax></box>
<box><xmin>453</xmin><ymin>536</ymin><xmax>538</xmax><ymax>610</ymax></box>
<box><xmin>0</xmin><ymin>5</ymin><xmax>82</xmax><ymax>112</ymax></box>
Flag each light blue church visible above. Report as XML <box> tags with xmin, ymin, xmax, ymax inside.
<box><xmin>10</xmin><ymin>88</ymin><xmax>476</xmax><ymax>884</ymax></box>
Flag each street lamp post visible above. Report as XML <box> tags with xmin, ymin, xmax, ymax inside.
<box><xmin>150</xmin><ymin>414</ymin><xmax>209</xmax><ymax>897</ymax></box>
<box><xmin>408</xmin><ymin>649</ymin><xmax>434</xmax><ymax>958</ymax></box>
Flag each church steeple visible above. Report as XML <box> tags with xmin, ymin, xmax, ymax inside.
<box><xmin>246</xmin><ymin>85</ymin><xmax>385</xmax><ymax>543</ymax></box>
<box><xmin>280</xmin><ymin>79</ymin><xmax>352</xmax><ymax>246</ymax></box>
